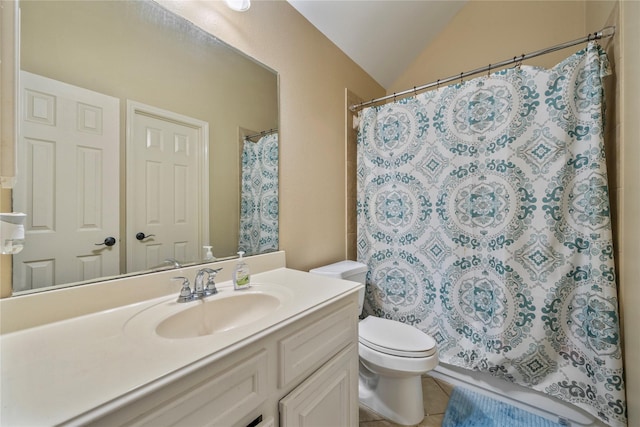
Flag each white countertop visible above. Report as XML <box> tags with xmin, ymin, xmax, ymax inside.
<box><xmin>0</xmin><ymin>267</ymin><xmax>361</xmax><ymax>426</ymax></box>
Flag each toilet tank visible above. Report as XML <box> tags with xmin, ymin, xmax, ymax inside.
<box><xmin>309</xmin><ymin>261</ymin><xmax>368</xmax><ymax>314</ymax></box>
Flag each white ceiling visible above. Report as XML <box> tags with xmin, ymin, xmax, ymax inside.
<box><xmin>287</xmin><ymin>0</ymin><xmax>467</xmax><ymax>89</ymax></box>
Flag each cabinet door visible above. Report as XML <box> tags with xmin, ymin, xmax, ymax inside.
<box><xmin>279</xmin><ymin>344</ymin><xmax>358</xmax><ymax>427</ymax></box>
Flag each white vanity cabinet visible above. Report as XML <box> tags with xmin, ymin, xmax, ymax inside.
<box><xmin>85</xmin><ymin>295</ymin><xmax>359</xmax><ymax>427</ymax></box>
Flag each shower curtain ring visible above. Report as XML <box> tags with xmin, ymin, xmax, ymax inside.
<box><xmin>414</xmin><ymin>86</ymin><xmax>418</xmax><ymax>97</ymax></box>
<box><xmin>487</xmin><ymin>64</ymin><xmax>491</xmax><ymax>78</ymax></box>
<box><xmin>460</xmin><ymin>72</ymin><xmax>463</xmax><ymax>85</ymax></box>
<box><xmin>436</xmin><ymin>79</ymin><xmax>440</xmax><ymax>90</ymax></box>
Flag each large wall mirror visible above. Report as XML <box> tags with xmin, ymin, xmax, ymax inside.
<box><xmin>10</xmin><ymin>0</ymin><xmax>279</xmax><ymax>294</ymax></box>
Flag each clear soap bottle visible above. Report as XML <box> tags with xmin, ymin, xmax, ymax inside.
<box><xmin>233</xmin><ymin>251</ymin><xmax>251</xmax><ymax>290</ymax></box>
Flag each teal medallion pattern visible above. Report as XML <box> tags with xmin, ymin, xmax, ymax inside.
<box><xmin>545</xmin><ymin>47</ymin><xmax>609</xmax><ymax>141</ymax></box>
<box><xmin>361</xmin><ymin>97</ymin><xmax>429</xmax><ymax>169</ymax></box>
<box><xmin>365</xmin><ymin>249</ymin><xmax>437</xmax><ymax>325</ymax></box>
<box><xmin>438</xmin><ymin>159</ymin><xmax>535</xmax><ymax>251</ymax></box>
<box><xmin>433</xmin><ymin>70</ymin><xmax>538</xmax><ymax>157</ymax></box>
<box><xmin>543</xmin><ymin>148</ymin><xmax>612</xmax><ymax>252</ymax></box>
<box><xmin>439</xmin><ymin>255</ymin><xmax>535</xmax><ymax>353</ymax></box>
<box><xmin>357</xmin><ymin>43</ymin><xmax>625</xmax><ymax>427</ymax></box>
<box><xmin>360</xmin><ymin>172</ymin><xmax>431</xmax><ymax>246</ymax></box>
<box><xmin>239</xmin><ymin>133</ymin><xmax>279</xmax><ymax>255</ymax></box>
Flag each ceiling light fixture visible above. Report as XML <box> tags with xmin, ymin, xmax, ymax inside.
<box><xmin>225</xmin><ymin>0</ymin><xmax>251</xmax><ymax>12</ymax></box>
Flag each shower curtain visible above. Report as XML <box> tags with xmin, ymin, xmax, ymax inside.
<box><xmin>357</xmin><ymin>43</ymin><xmax>626</xmax><ymax>427</ymax></box>
<box><xmin>239</xmin><ymin>133</ymin><xmax>279</xmax><ymax>255</ymax></box>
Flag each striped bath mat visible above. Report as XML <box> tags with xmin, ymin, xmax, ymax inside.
<box><xmin>442</xmin><ymin>386</ymin><xmax>565</xmax><ymax>427</ymax></box>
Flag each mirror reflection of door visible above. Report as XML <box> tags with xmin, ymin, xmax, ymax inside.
<box><xmin>126</xmin><ymin>101</ymin><xmax>209</xmax><ymax>272</ymax></box>
<box><xmin>13</xmin><ymin>72</ymin><xmax>120</xmax><ymax>291</ymax></box>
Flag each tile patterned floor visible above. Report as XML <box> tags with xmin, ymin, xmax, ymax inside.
<box><xmin>359</xmin><ymin>374</ymin><xmax>454</xmax><ymax>427</ymax></box>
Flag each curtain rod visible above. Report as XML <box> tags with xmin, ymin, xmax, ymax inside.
<box><xmin>349</xmin><ymin>26</ymin><xmax>616</xmax><ymax>112</ymax></box>
<box><xmin>245</xmin><ymin>127</ymin><xmax>278</xmax><ymax>142</ymax></box>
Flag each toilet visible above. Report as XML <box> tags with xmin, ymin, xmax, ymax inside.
<box><xmin>309</xmin><ymin>261</ymin><xmax>438</xmax><ymax>426</ymax></box>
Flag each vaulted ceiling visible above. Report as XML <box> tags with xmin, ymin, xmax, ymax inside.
<box><xmin>287</xmin><ymin>0</ymin><xmax>467</xmax><ymax>89</ymax></box>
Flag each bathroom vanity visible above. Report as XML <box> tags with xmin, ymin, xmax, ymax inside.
<box><xmin>0</xmin><ymin>252</ymin><xmax>361</xmax><ymax>426</ymax></box>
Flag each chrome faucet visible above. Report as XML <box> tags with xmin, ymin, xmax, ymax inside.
<box><xmin>172</xmin><ymin>268</ymin><xmax>223</xmax><ymax>303</ymax></box>
<box><xmin>165</xmin><ymin>258</ymin><xmax>182</xmax><ymax>269</ymax></box>
<box><xmin>194</xmin><ymin>268</ymin><xmax>222</xmax><ymax>298</ymax></box>
<box><xmin>154</xmin><ymin>258</ymin><xmax>183</xmax><ymax>271</ymax></box>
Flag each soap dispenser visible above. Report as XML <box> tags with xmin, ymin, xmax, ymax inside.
<box><xmin>203</xmin><ymin>245</ymin><xmax>216</xmax><ymax>262</ymax></box>
<box><xmin>233</xmin><ymin>251</ymin><xmax>251</xmax><ymax>290</ymax></box>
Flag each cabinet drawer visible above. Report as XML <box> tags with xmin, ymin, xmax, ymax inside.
<box><xmin>90</xmin><ymin>349</ymin><xmax>268</xmax><ymax>427</ymax></box>
<box><xmin>278</xmin><ymin>302</ymin><xmax>357</xmax><ymax>388</ymax></box>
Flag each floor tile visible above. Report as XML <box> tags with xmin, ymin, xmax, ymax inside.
<box><xmin>417</xmin><ymin>414</ymin><xmax>445</xmax><ymax>427</ymax></box>
<box><xmin>359</xmin><ymin>405</ymin><xmax>383</xmax><ymax>422</ymax></box>
<box><xmin>431</xmin><ymin>376</ymin><xmax>454</xmax><ymax>397</ymax></box>
<box><xmin>422</xmin><ymin>377</ymin><xmax>450</xmax><ymax>415</ymax></box>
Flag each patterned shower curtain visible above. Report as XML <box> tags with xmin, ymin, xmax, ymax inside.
<box><xmin>239</xmin><ymin>133</ymin><xmax>279</xmax><ymax>255</ymax></box>
<box><xmin>357</xmin><ymin>43</ymin><xmax>626</xmax><ymax>427</ymax></box>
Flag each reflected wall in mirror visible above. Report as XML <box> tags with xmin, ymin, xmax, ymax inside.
<box><xmin>12</xmin><ymin>0</ymin><xmax>279</xmax><ymax>294</ymax></box>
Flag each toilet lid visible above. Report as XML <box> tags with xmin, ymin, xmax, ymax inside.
<box><xmin>359</xmin><ymin>316</ymin><xmax>436</xmax><ymax>358</ymax></box>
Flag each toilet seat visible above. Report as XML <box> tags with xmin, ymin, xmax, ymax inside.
<box><xmin>359</xmin><ymin>316</ymin><xmax>436</xmax><ymax>358</ymax></box>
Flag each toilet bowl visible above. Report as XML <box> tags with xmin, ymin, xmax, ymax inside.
<box><xmin>309</xmin><ymin>261</ymin><xmax>438</xmax><ymax>426</ymax></box>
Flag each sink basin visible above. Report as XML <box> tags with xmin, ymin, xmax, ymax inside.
<box><xmin>123</xmin><ymin>283</ymin><xmax>294</xmax><ymax>341</ymax></box>
<box><xmin>156</xmin><ymin>291</ymin><xmax>283</xmax><ymax>339</ymax></box>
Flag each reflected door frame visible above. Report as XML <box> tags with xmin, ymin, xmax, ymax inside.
<box><xmin>125</xmin><ymin>101</ymin><xmax>209</xmax><ymax>272</ymax></box>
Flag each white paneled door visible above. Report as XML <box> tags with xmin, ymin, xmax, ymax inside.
<box><xmin>13</xmin><ymin>71</ymin><xmax>120</xmax><ymax>291</ymax></box>
<box><xmin>126</xmin><ymin>101</ymin><xmax>209</xmax><ymax>272</ymax></box>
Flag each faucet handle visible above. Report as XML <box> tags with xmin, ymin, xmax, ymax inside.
<box><xmin>204</xmin><ymin>268</ymin><xmax>222</xmax><ymax>296</ymax></box>
<box><xmin>172</xmin><ymin>276</ymin><xmax>193</xmax><ymax>303</ymax></box>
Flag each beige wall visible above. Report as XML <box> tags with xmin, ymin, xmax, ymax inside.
<box><xmin>388</xmin><ymin>1</ymin><xmax>587</xmax><ymax>94</ymax></box>
<box><xmin>158</xmin><ymin>0</ymin><xmax>385</xmax><ymax>273</ymax></box>
<box><xmin>618</xmin><ymin>1</ymin><xmax>640</xmax><ymax>424</ymax></box>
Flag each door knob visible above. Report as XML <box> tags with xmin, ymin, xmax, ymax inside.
<box><xmin>95</xmin><ymin>237</ymin><xmax>117</xmax><ymax>247</ymax></box>
<box><xmin>136</xmin><ymin>232</ymin><xmax>156</xmax><ymax>241</ymax></box>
